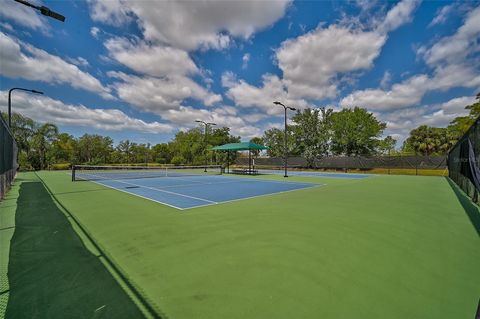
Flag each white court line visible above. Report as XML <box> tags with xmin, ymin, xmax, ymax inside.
<box><xmin>143</xmin><ymin>179</ymin><xmax>252</xmax><ymax>190</ymax></box>
<box><xmin>104</xmin><ymin>175</ymin><xmax>319</xmax><ymax>190</ymax></box>
<box><xmin>77</xmin><ymin>172</ymin><xmax>217</xmax><ymax>204</ymax></box>
<box><xmin>149</xmin><ymin>177</ymin><xmax>297</xmax><ymax>190</ymax></box>
<box><xmin>76</xmin><ymin>171</ymin><xmax>318</xmax><ymax>186</ymax></box>
<box><xmin>104</xmin><ymin>179</ymin><xmax>218</xmax><ymax>204</ymax></box>
<box><xmin>182</xmin><ymin>184</ymin><xmax>324</xmax><ymax>211</ymax></box>
<box><xmin>75</xmin><ymin>172</ymin><xmax>322</xmax><ymax>210</ymax></box>
<box><xmin>86</xmin><ymin>178</ymin><xmax>185</xmax><ymax>210</ymax></box>
<box><xmin>125</xmin><ymin>173</ymin><xmax>318</xmax><ymax>186</ymax></box>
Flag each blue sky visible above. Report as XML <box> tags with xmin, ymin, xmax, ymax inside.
<box><xmin>0</xmin><ymin>0</ymin><xmax>479</xmax><ymax>146</ymax></box>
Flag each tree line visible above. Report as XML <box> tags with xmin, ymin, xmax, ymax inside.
<box><xmin>261</xmin><ymin>107</ymin><xmax>396</xmax><ymax>167</ymax></box>
<box><xmin>262</xmin><ymin>93</ymin><xmax>479</xmax><ymax>166</ymax></box>
<box><xmin>3</xmin><ymin>93</ymin><xmax>478</xmax><ymax>170</ymax></box>
<box><xmin>5</xmin><ymin>112</ymin><xmax>240</xmax><ymax>170</ymax></box>
<box><xmin>402</xmin><ymin>93</ymin><xmax>480</xmax><ymax>156</ymax></box>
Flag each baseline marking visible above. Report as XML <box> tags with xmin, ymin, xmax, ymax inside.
<box><xmin>77</xmin><ymin>173</ymin><xmax>322</xmax><ymax>210</ymax></box>
<box><xmin>76</xmin><ymin>172</ymin><xmax>217</xmax><ymax>203</ymax></box>
<box><xmin>182</xmin><ymin>184</ymin><xmax>324</xmax><ymax>211</ymax></box>
<box><xmin>138</xmin><ymin>177</ymin><xmax>271</xmax><ymax>190</ymax></box>
<box><xmin>90</xmin><ymin>179</ymin><xmax>185</xmax><ymax>210</ymax></box>
<box><xmin>105</xmin><ymin>179</ymin><xmax>218</xmax><ymax>204</ymax></box>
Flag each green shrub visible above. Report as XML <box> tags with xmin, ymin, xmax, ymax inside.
<box><xmin>171</xmin><ymin>155</ymin><xmax>186</xmax><ymax>166</ymax></box>
<box><xmin>49</xmin><ymin>163</ymin><xmax>71</xmax><ymax>170</ymax></box>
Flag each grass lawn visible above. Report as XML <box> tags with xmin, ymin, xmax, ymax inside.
<box><xmin>7</xmin><ymin>170</ymin><xmax>480</xmax><ymax>319</ymax></box>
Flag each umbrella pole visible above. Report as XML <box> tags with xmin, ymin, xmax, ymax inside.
<box><xmin>249</xmin><ymin>150</ymin><xmax>252</xmax><ymax>173</ymax></box>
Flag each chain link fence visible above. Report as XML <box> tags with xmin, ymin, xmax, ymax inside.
<box><xmin>448</xmin><ymin>116</ymin><xmax>480</xmax><ymax>204</ymax></box>
<box><xmin>0</xmin><ymin>114</ymin><xmax>18</xmax><ymax>200</ymax></box>
<box><xmin>237</xmin><ymin>155</ymin><xmax>447</xmax><ymax>172</ymax></box>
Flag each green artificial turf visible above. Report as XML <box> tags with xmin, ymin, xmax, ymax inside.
<box><xmin>3</xmin><ymin>173</ymin><xmax>145</xmax><ymax>319</ymax></box>
<box><xmin>0</xmin><ymin>174</ymin><xmax>20</xmax><ymax>318</ymax></box>
<box><xmin>29</xmin><ymin>170</ymin><xmax>480</xmax><ymax>319</ymax></box>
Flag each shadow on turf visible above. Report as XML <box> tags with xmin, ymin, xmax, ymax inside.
<box><xmin>6</xmin><ymin>181</ymin><xmax>145</xmax><ymax>319</ymax></box>
<box><xmin>446</xmin><ymin>177</ymin><xmax>480</xmax><ymax>237</ymax></box>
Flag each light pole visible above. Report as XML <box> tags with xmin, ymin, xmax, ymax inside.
<box><xmin>195</xmin><ymin>120</ymin><xmax>216</xmax><ymax>171</ymax></box>
<box><xmin>8</xmin><ymin>88</ymin><xmax>43</xmax><ymax>127</ymax></box>
<box><xmin>14</xmin><ymin>0</ymin><xmax>66</xmax><ymax>22</ymax></box>
<box><xmin>273</xmin><ymin>101</ymin><xmax>296</xmax><ymax>177</ymax></box>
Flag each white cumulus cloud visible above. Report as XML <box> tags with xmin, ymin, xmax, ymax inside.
<box><xmin>379</xmin><ymin>95</ymin><xmax>476</xmax><ymax>142</ymax></box>
<box><xmin>87</xmin><ymin>0</ymin><xmax>291</xmax><ymax>51</ymax></box>
<box><xmin>0</xmin><ymin>0</ymin><xmax>49</xmax><ymax>33</ymax></box>
<box><xmin>0</xmin><ymin>91</ymin><xmax>173</xmax><ymax>133</ymax></box>
<box><xmin>276</xmin><ymin>25</ymin><xmax>386</xmax><ymax>99</ymax></box>
<box><xmin>0</xmin><ymin>31</ymin><xmax>113</xmax><ymax>99</ymax></box>
<box><xmin>242</xmin><ymin>53</ymin><xmax>251</xmax><ymax>69</ymax></box>
<box><xmin>428</xmin><ymin>3</ymin><xmax>455</xmax><ymax>27</ymax></box>
<box><xmin>340</xmin><ymin>75</ymin><xmax>430</xmax><ymax>110</ymax></box>
<box><xmin>341</xmin><ymin>5</ymin><xmax>480</xmax><ymax>111</ymax></box>
<box><xmin>377</xmin><ymin>0</ymin><xmax>421</xmax><ymax>33</ymax></box>
<box><xmin>419</xmin><ymin>5</ymin><xmax>480</xmax><ymax>67</ymax></box>
<box><xmin>109</xmin><ymin>71</ymin><xmax>222</xmax><ymax>113</ymax></box>
<box><xmin>162</xmin><ymin>106</ymin><xmax>262</xmax><ymax>138</ymax></box>
<box><xmin>224</xmin><ymin>73</ymin><xmax>309</xmax><ymax>115</ymax></box>
<box><xmin>105</xmin><ymin>37</ymin><xmax>199</xmax><ymax>77</ymax></box>
<box><xmin>225</xmin><ymin>0</ymin><xmax>420</xmax><ymax>111</ymax></box>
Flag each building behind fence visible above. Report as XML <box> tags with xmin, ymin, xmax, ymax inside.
<box><xmin>0</xmin><ymin>114</ymin><xmax>17</xmax><ymax>200</ymax></box>
<box><xmin>237</xmin><ymin>155</ymin><xmax>447</xmax><ymax>172</ymax></box>
<box><xmin>448</xmin><ymin>116</ymin><xmax>480</xmax><ymax>204</ymax></box>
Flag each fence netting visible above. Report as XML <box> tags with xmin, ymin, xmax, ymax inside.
<box><xmin>448</xmin><ymin>116</ymin><xmax>480</xmax><ymax>204</ymax></box>
<box><xmin>0</xmin><ymin>114</ymin><xmax>18</xmax><ymax>199</ymax></box>
<box><xmin>237</xmin><ymin>155</ymin><xmax>447</xmax><ymax>170</ymax></box>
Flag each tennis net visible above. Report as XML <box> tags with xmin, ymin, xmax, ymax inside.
<box><xmin>72</xmin><ymin>165</ymin><xmax>223</xmax><ymax>181</ymax></box>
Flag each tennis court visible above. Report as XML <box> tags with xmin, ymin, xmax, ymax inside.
<box><xmin>74</xmin><ymin>169</ymin><xmax>321</xmax><ymax>210</ymax></box>
<box><xmin>3</xmin><ymin>169</ymin><xmax>480</xmax><ymax>319</ymax></box>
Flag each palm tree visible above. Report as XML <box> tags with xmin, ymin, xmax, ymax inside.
<box><xmin>32</xmin><ymin>123</ymin><xmax>58</xmax><ymax>170</ymax></box>
<box><xmin>117</xmin><ymin>140</ymin><xmax>133</xmax><ymax>164</ymax></box>
<box><xmin>6</xmin><ymin>112</ymin><xmax>36</xmax><ymax>156</ymax></box>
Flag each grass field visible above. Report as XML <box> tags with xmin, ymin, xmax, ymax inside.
<box><xmin>3</xmin><ymin>171</ymin><xmax>480</xmax><ymax>319</ymax></box>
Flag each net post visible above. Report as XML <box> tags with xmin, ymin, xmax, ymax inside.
<box><xmin>71</xmin><ymin>165</ymin><xmax>76</xmax><ymax>182</ymax></box>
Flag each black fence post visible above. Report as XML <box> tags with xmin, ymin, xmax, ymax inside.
<box><xmin>388</xmin><ymin>150</ymin><xmax>391</xmax><ymax>175</ymax></box>
<box><xmin>415</xmin><ymin>153</ymin><xmax>418</xmax><ymax>176</ymax></box>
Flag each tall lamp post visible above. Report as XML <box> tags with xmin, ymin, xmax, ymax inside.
<box><xmin>273</xmin><ymin>101</ymin><xmax>296</xmax><ymax>177</ymax></box>
<box><xmin>195</xmin><ymin>120</ymin><xmax>216</xmax><ymax>171</ymax></box>
<box><xmin>14</xmin><ymin>0</ymin><xmax>66</xmax><ymax>22</ymax></box>
<box><xmin>8</xmin><ymin>88</ymin><xmax>43</xmax><ymax>127</ymax></box>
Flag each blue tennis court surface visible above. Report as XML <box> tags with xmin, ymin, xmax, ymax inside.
<box><xmin>258</xmin><ymin>169</ymin><xmax>370</xmax><ymax>179</ymax></box>
<box><xmin>91</xmin><ymin>175</ymin><xmax>320</xmax><ymax>210</ymax></box>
